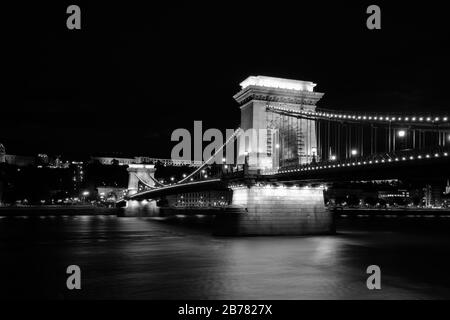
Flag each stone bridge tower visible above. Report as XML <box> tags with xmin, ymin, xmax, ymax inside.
<box><xmin>127</xmin><ymin>164</ymin><xmax>156</xmax><ymax>196</ymax></box>
<box><xmin>233</xmin><ymin>76</ymin><xmax>324</xmax><ymax>171</ymax></box>
<box><xmin>221</xmin><ymin>76</ymin><xmax>333</xmax><ymax>236</ymax></box>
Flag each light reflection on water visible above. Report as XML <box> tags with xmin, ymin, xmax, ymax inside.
<box><xmin>1</xmin><ymin>212</ymin><xmax>450</xmax><ymax>299</ymax></box>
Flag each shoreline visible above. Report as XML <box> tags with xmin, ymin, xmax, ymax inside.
<box><xmin>0</xmin><ymin>205</ymin><xmax>119</xmax><ymax>216</ymax></box>
<box><xmin>1</xmin><ymin>205</ymin><xmax>450</xmax><ymax>218</ymax></box>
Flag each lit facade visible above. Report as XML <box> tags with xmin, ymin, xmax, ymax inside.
<box><xmin>0</xmin><ymin>144</ymin><xmax>5</xmax><ymax>163</ymax></box>
<box><xmin>234</xmin><ymin>75</ymin><xmax>324</xmax><ymax>170</ymax></box>
<box><xmin>4</xmin><ymin>154</ymin><xmax>36</xmax><ymax>167</ymax></box>
<box><xmin>92</xmin><ymin>156</ymin><xmax>136</xmax><ymax>166</ymax></box>
<box><xmin>167</xmin><ymin>190</ymin><xmax>232</xmax><ymax>208</ymax></box>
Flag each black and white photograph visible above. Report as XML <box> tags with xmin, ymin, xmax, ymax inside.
<box><xmin>1</xmin><ymin>1</ymin><xmax>450</xmax><ymax>308</ymax></box>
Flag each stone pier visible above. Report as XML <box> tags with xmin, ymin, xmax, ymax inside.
<box><xmin>215</xmin><ymin>185</ymin><xmax>334</xmax><ymax>235</ymax></box>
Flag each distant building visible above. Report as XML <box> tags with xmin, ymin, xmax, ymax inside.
<box><xmin>378</xmin><ymin>190</ymin><xmax>410</xmax><ymax>200</ymax></box>
<box><xmin>0</xmin><ymin>144</ymin><xmax>4</xmax><ymax>205</ymax></box>
<box><xmin>71</xmin><ymin>161</ymin><xmax>85</xmax><ymax>184</ymax></box>
<box><xmin>423</xmin><ymin>185</ymin><xmax>443</xmax><ymax>207</ymax></box>
<box><xmin>97</xmin><ymin>187</ymin><xmax>127</xmax><ymax>202</ymax></box>
<box><xmin>51</xmin><ymin>156</ymin><xmax>69</xmax><ymax>168</ymax></box>
<box><xmin>377</xmin><ymin>189</ymin><xmax>411</xmax><ymax>206</ymax></box>
<box><xmin>0</xmin><ymin>143</ymin><xmax>5</xmax><ymax>163</ymax></box>
<box><xmin>91</xmin><ymin>156</ymin><xmax>136</xmax><ymax>166</ymax></box>
<box><xmin>92</xmin><ymin>156</ymin><xmax>202</xmax><ymax>167</ymax></box>
<box><xmin>54</xmin><ymin>157</ymin><xmax>62</xmax><ymax>168</ymax></box>
<box><xmin>37</xmin><ymin>154</ymin><xmax>50</xmax><ymax>166</ymax></box>
<box><xmin>4</xmin><ymin>154</ymin><xmax>35</xmax><ymax>167</ymax></box>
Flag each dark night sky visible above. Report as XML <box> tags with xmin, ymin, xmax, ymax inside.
<box><xmin>2</xmin><ymin>1</ymin><xmax>449</xmax><ymax>158</ymax></box>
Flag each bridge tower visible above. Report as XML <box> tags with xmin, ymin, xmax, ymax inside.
<box><xmin>218</xmin><ymin>76</ymin><xmax>333</xmax><ymax>235</ymax></box>
<box><xmin>127</xmin><ymin>164</ymin><xmax>156</xmax><ymax>196</ymax></box>
<box><xmin>233</xmin><ymin>76</ymin><xmax>324</xmax><ymax>171</ymax></box>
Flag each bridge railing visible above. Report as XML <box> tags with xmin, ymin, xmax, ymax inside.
<box><xmin>268</xmin><ymin>104</ymin><xmax>450</xmax><ymax>127</ymax></box>
<box><xmin>261</xmin><ymin>146</ymin><xmax>450</xmax><ymax>176</ymax></box>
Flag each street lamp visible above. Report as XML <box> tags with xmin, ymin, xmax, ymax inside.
<box><xmin>311</xmin><ymin>147</ymin><xmax>317</xmax><ymax>164</ymax></box>
<box><xmin>330</xmin><ymin>155</ymin><xmax>337</xmax><ymax>161</ymax></box>
<box><xmin>396</xmin><ymin>129</ymin><xmax>408</xmax><ymax>150</ymax></box>
<box><xmin>351</xmin><ymin>149</ymin><xmax>358</xmax><ymax>156</ymax></box>
<box><xmin>82</xmin><ymin>191</ymin><xmax>89</xmax><ymax>203</ymax></box>
<box><xmin>243</xmin><ymin>151</ymin><xmax>250</xmax><ymax>171</ymax></box>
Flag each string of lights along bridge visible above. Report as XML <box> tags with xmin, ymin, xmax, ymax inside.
<box><xmin>265</xmin><ymin>103</ymin><xmax>449</xmax><ymax>175</ymax></box>
<box><xmin>265</xmin><ymin>150</ymin><xmax>449</xmax><ymax>176</ymax></box>
<box><xmin>269</xmin><ymin>105</ymin><xmax>449</xmax><ymax>124</ymax></box>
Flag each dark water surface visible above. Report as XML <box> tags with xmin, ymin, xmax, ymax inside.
<box><xmin>1</xmin><ymin>211</ymin><xmax>450</xmax><ymax>299</ymax></box>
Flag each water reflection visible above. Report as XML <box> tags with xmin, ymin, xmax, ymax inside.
<box><xmin>1</xmin><ymin>213</ymin><xmax>450</xmax><ymax>299</ymax></box>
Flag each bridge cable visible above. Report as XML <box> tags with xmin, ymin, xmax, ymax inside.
<box><xmin>177</xmin><ymin>128</ymin><xmax>242</xmax><ymax>184</ymax></box>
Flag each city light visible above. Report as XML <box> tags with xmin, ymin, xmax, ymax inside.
<box><xmin>170</xmin><ymin>177</ymin><xmax>175</xmax><ymax>181</ymax></box>
<box><xmin>397</xmin><ymin>130</ymin><xmax>406</xmax><ymax>138</ymax></box>
<box><xmin>330</xmin><ymin>155</ymin><xmax>337</xmax><ymax>161</ymax></box>
<box><xmin>351</xmin><ymin>149</ymin><xmax>358</xmax><ymax>156</ymax></box>
<box><xmin>82</xmin><ymin>191</ymin><xmax>89</xmax><ymax>196</ymax></box>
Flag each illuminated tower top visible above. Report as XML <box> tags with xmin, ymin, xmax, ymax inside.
<box><xmin>234</xmin><ymin>75</ymin><xmax>323</xmax><ymax>107</ymax></box>
<box><xmin>239</xmin><ymin>75</ymin><xmax>317</xmax><ymax>92</ymax></box>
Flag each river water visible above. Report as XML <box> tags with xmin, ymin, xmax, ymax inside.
<box><xmin>1</xmin><ymin>211</ymin><xmax>450</xmax><ymax>299</ymax></box>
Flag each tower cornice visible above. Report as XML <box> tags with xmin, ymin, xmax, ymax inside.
<box><xmin>234</xmin><ymin>85</ymin><xmax>324</xmax><ymax>106</ymax></box>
